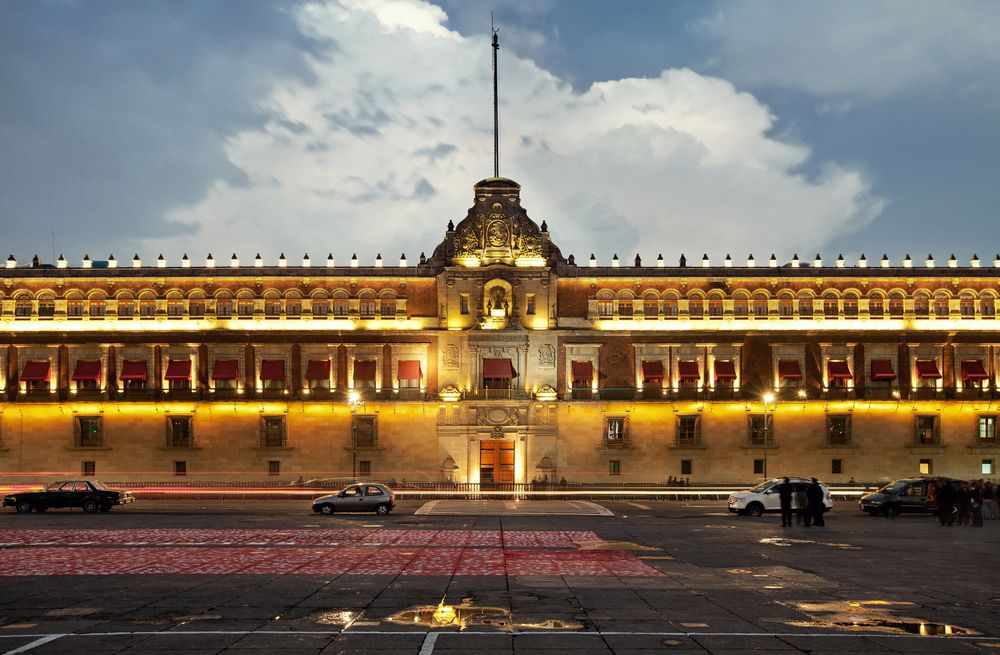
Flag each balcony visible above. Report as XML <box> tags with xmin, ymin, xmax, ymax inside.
<box><xmin>864</xmin><ymin>385</ymin><xmax>899</xmax><ymax>400</ymax></box>
<box><xmin>822</xmin><ymin>387</ymin><xmax>857</xmax><ymax>400</ymax></box>
<box><xmin>461</xmin><ymin>388</ymin><xmax>533</xmax><ymax>401</ymax></box>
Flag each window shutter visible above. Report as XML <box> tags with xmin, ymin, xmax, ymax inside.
<box><xmin>934</xmin><ymin>416</ymin><xmax>941</xmax><ymax>444</ymax></box>
<box><xmin>165</xmin><ymin>416</ymin><xmax>172</xmax><ymax>448</ymax></box>
<box><xmin>189</xmin><ymin>416</ymin><xmax>196</xmax><ymax>447</ymax></box>
<box><xmin>282</xmin><ymin>416</ymin><xmax>288</xmax><ymax>447</ymax></box>
<box><xmin>73</xmin><ymin>416</ymin><xmax>81</xmax><ymax>448</ymax></box>
<box><xmin>622</xmin><ymin>415</ymin><xmax>629</xmax><ymax>442</ymax></box>
<box><xmin>846</xmin><ymin>415</ymin><xmax>853</xmax><ymax>444</ymax></box>
<box><xmin>258</xmin><ymin>416</ymin><xmax>266</xmax><ymax>448</ymax></box>
<box><xmin>695</xmin><ymin>416</ymin><xmax>702</xmax><ymax>444</ymax></box>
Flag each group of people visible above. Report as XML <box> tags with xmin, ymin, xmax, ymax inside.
<box><xmin>666</xmin><ymin>476</ymin><xmax>691</xmax><ymax>487</ymax></box>
<box><xmin>777</xmin><ymin>477</ymin><xmax>827</xmax><ymax>527</ymax></box>
<box><xmin>930</xmin><ymin>478</ymin><xmax>996</xmax><ymax>527</ymax></box>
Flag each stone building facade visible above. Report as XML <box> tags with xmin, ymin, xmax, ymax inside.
<box><xmin>2</xmin><ymin>177</ymin><xmax>1000</xmax><ymax>484</ymax></box>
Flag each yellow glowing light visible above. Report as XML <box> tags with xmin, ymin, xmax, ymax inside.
<box><xmin>797</xmin><ymin>389</ymin><xmax>807</xmax><ymax>399</ymax></box>
<box><xmin>0</xmin><ymin>318</ymin><xmax>428</xmax><ymax>332</ymax></box>
<box><xmin>762</xmin><ymin>391</ymin><xmax>775</xmax><ymax>404</ymax></box>
<box><xmin>592</xmin><ymin>318</ymin><xmax>1000</xmax><ymax>332</ymax></box>
<box><xmin>348</xmin><ymin>391</ymin><xmax>360</xmax><ymax>404</ymax></box>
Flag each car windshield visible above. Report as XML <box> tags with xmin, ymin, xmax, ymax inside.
<box><xmin>749</xmin><ymin>481</ymin><xmax>775</xmax><ymax>493</ymax></box>
<box><xmin>878</xmin><ymin>480</ymin><xmax>909</xmax><ymax>494</ymax></box>
<box><xmin>45</xmin><ymin>482</ymin><xmax>63</xmax><ymax>491</ymax></box>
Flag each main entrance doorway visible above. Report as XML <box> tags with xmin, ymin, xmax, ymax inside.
<box><xmin>479</xmin><ymin>440</ymin><xmax>515</xmax><ymax>484</ymax></box>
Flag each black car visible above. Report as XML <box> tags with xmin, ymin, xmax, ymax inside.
<box><xmin>858</xmin><ymin>477</ymin><xmax>963</xmax><ymax>516</ymax></box>
<box><xmin>3</xmin><ymin>480</ymin><xmax>136</xmax><ymax>513</ymax></box>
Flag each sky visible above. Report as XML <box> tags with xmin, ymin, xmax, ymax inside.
<box><xmin>1</xmin><ymin>0</ymin><xmax>998</xmax><ymax>266</ymax></box>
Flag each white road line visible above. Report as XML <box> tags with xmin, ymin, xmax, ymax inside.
<box><xmin>620</xmin><ymin>501</ymin><xmax>651</xmax><ymax>510</ymax></box>
<box><xmin>1</xmin><ymin>634</ymin><xmax>64</xmax><ymax>654</ymax></box>
<box><xmin>418</xmin><ymin>631</ymin><xmax>439</xmax><ymax>655</ymax></box>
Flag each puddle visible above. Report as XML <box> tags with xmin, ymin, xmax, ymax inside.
<box><xmin>977</xmin><ymin>642</ymin><xmax>1000</xmax><ymax>648</ymax></box>
<box><xmin>44</xmin><ymin>607</ymin><xmax>100</xmax><ymax>617</ymax></box>
<box><xmin>758</xmin><ymin>537</ymin><xmax>857</xmax><ymax>549</ymax></box>
<box><xmin>638</xmin><ymin>555</ymin><xmax>675</xmax><ymax>560</ymax></box>
<box><xmin>662</xmin><ymin>639</ymin><xmax>685</xmax><ymax>646</ymax></box>
<box><xmin>703</xmin><ymin>524</ymin><xmax>737</xmax><ymax>529</ymax></box>
<box><xmin>575</xmin><ymin>540</ymin><xmax>661</xmax><ymax>551</ymax></box>
<box><xmin>726</xmin><ymin>568</ymin><xmax>753</xmax><ymax>574</ymax></box>
<box><xmin>784</xmin><ymin>600</ymin><xmax>977</xmax><ymax>636</ymax></box>
<box><xmin>386</xmin><ymin>602</ymin><xmax>582</xmax><ymax>631</ymax></box>
<box><xmin>313</xmin><ymin>610</ymin><xmax>363</xmax><ymax>628</ymax></box>
<box><xmin>2</xmin><ymin>624</ymin><xmax>37</xmax><ymax>630</ymax></box>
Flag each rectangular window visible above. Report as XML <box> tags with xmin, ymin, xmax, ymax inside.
<box><xmin>676</xmin><ymin>415</ymin><xmax>700</xmax><ymax>446</ymax></box>
<box><xmin>380</xmin><ymin>299</ymin><xmax>396</xmax><ymax>317</ymax></box>
<box><xmin>312</xmin><ymin>300</ymin><xmax>329</xmax><ymax>317</ymax></box>
<box><xmin>359</xmin><ymin>460</ymin><xmax>372</xmax><ymax>477</ymax></box>
<box><xmin>359</xmin><ymin>299</ymin><xmax>377</xmax><ymax>317</ymax></box>
<box><xmin>77</xmin><ymin>417</ymin><xmax>103</xmax><ymax>447</ymax></box>
<box><xmin>264</xmin><ymin>300</ymin><xmax>281</xmax><ymax>316</ymax></box>
<box><xmin>262</xmin><ymin>417</ymin><xmax>285</xmax><ymax>448</ymax></box>
<box><xmin>919</xmin><ymin>458</ymin><xmax>933</xmax><ymax>475</ymax></box>
<box><xmin>914</xmin><ymin>415</ymin><xmax>939</xmax><ymax>445</ymax></box>
<box><xmin>82</xmin><ymin>461</ymin><xmax>96</xmax><ymax>477</ymax></box>
<box><xmin>978</xmin><ymin>416</ymin><xmax>997</xmax><ymax>443</ymax></box>
<box><xmin>831</xmin><ymin>459</ymin><xmax>843</xmax><ymax>475</ymax></box>
<box><xmin>753</xmin><ymin>459</ymin><xmax>765</xmax><ymax>475</ymax></box>
<box><xmin>460</xmin><ymin>294</ymin><xmax>470</xmax><ymax>315</ymax></box>
<box><xmin>983</xmin><ymin>459</ymin><xmax>994</xmax><ymax>476</ymax></box>
<box><xmin>333</xmin><ymin>299</ymin><xmax>350</xmax><ymax>317</ymax></box>
<box><xmin>526</xmin><ymin>294</ymin><xmax>535</xmax><ymax>315</ymax></box>
<box><xmin>215</xmin><ymin>300</ymin><xmax>232</xmax><ymax>318</ymax></box>
<box><xmin>826</xmin><ymin>414</ymin><xmax>852</xmax><ymax>446</ymax></box>
<box><xmin>174</xmin><ymin>461</ymin><xmax>187</xmax><ymax>476</ymax></box>
<box><xmin>609</xmin><ymin>459</ymin><xmax>621</xmax><ymax>476</ymax></box>
<box><xmin>168</xmin><ymin>416</ymin><xmax>192</xmax><ymax>448</ymax></box>
<box><xmin>748</xmin><ymin>414</ymin><xmax>773</xmax><ymax>445</ymax></box>
<box><xmin>606</xmin><ymin>417</ymin><xmax>625</xmax><ymax>443</ymax></box>
<box><xmin>680</xmin><ymin>459</ymin><xmax>692</xmax><ymax>475</ymax></box>
<box><xmin>618</xmin><ymin>300</ymin><xmax>633</xmax><ymax>317</ymax></box>
<box><xmin>597</xmin><ymin>299</ymin><xmax>614</xmax><ymax>317</ymax></box>
<box><xmin>353</xmin><ymin>415</ymin><xmax>377</xmax><ymax>448</ymax></box>
<box><xmin>189</xmin><ymin>301</ymin><xmax>206</xmax><ymax>317</ymax></box>
<box><xmin>268</xmin><ymin>460</ymin><xmax>281</xmax><ymax>476</ymax></box>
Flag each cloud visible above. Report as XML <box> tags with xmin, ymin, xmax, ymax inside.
<box><xmin>153</xmin><ymin>0</ymin><xmax>885</xmax><ymax>263</ymax></box>
<box><xmin>700</xmin><ymin>1</ymin><xmax>1000</xmax><ymax>100</ymax></box>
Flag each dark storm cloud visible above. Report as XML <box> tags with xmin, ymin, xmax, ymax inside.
<box><xmin>0</xmin><ymin>0</ymin><xmax>318</xmax><ymax>260</ymax></box>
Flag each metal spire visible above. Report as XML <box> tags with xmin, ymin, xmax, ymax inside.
<box><xmin>491</xmin><ymin>14</ymin><xmax>500</xmax><ymax>177</ymax></box>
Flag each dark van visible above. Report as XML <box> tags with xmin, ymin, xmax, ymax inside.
<box><xmin>858</xmin><ymin>477</ymin><xmax>963</xmax><ymax>516</ymax></box>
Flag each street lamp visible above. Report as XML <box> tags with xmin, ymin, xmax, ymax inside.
<box><xmin>762</xmin><ymin>391</ymin><xmax>775</xmax><ymax>480</ymax></box>
<box><xmin>347</xmin><ymin>391</ymin><xmax>366</xmax><ymax>481</ymax></box>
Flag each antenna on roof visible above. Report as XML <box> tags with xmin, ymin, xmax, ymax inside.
<box><xmin>491</xmin><ymin>13</ymin><xmax>500</xmax><ymax>178</ymax></box>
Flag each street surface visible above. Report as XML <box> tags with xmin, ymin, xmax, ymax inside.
<box><xmin>0</xmin><ymin>499</ymin><xmax>998</xmax><ymax>654</ymax></box>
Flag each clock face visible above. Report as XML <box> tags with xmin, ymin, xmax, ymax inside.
<box><xmin>486</xmin><ymin>220</ymin><xmax>509</xmax><ymax>247</ymax></box>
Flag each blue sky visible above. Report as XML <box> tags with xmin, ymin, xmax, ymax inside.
<box><xmin>2</xmin><ymin>0</ymin><xmax>998</xmax><ymax>265</ymax></box>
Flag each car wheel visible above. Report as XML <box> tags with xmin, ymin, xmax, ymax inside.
<box><xmin>374</xmin><ymin>503</ymin><xmax>391</xmax><ymax>516</ymax></box>
<box><xmin>82</xmin><ymin>500</ymin><xmax>99</xmax><ymax>513</ymax></box>
<box><xmin>15</xmin><ymin>500</ymin><xmax>32</xmax><ymax>514</ymax></box>
<box><xmin>746</xmin><ymin>502</ymin><xmax>764</xmax><ymax>517</ymax></box>
<box><xmin>317</xmin><ymin>503</ymin><xmax>335</xmax><ymax>515</ymax></box>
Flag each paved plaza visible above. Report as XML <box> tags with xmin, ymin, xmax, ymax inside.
<box><xmin>0</xmin><ymin>499</ymin><xmax>998</xmax><ymax>654</ymax></box>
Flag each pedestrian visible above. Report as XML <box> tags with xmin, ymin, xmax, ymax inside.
<box><xmin>956</xmin><ymin>483</ymin><xmax>971</xmax><ymax>526</ymax></box>
<box><xmin>936</xmin><ymin>478</ymin><xmax>956</xmax><ymax>526</ymax></box>
<box><xmin>805</xmin><ymin>477</ymin><xmax>825</xmax><ymax>527</ymax></box>
<box><xmin>794</xmin><ymin>485</ymin><xmax>807</xmax><ymax>525</ymax></box>
<box><xmin>777</xmin><ymin>477</ymin><xmax>793</xmax><ymax>527</ymax></box>
<box><xmin>982</xmin><ymin>481</ymin><xmax>996</xmax><ymax>520</ymax></box>
<box><xmin>971</xmin><ymin>481</ymin><xmax>984</xmax><ymax>527</ymax></box>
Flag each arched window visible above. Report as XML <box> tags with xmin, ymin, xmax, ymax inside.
<box><xmin>868</xmin><ymin>294</ymin><xmax>884</xmax><ymax>317</ymax></box>
<box><xmin>913</xmin><ymin>292</ymin><xmax>930</xmax><ymax>317</ymax></box>
<box><xmin>889</xmin><ymin>292</ymin><xmax>904</xmax><ymax>317</ymax></box>
<box><xmin>843</xmin><ymin>293</ymin><xmax>859</xmax><ymax>317</ymax></box>
<box><xmin>752</xmin><ymin>294</ymin><xmax>768</xmax><ymax>317</ymax></box>
<box><xmin>798</xmin><ymin>296</ymin><xmax>813</xmax><ymax>317</ymax></box>
<box><xmin>981</xmin><ymin>295</ymin><xmax>996</xmax><ymax>317</ymax></box>
<box><xmin>960</xmin><ymin>294</ymin><xmax>976</xmax><ymax>318</ymax></box>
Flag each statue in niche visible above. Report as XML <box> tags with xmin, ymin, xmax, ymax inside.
<box><xmin>487</xmin><ymin>286</ymin><xmax>508</xmax><ymax>315</ymax></box>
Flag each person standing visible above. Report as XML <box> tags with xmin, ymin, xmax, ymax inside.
<box><xmin>777</xmin><ymin>477</ymin><xmax>793</xmax><ymax>527</ymax></box>
<box><xmin>936</xmin><ymin>478</ymin><xmax>956</xmax><ymax>526</ymax></box>
<box><xmin>805</xmin><ymin>478</ymin><xmax>825</xmax><ymax>527</ymax></box>
<box><xmin>956</xmin><ymin>483</ymin><xmax>971</xmax><ymax>526</ymax></box>
<box><xmin>982</xmin><ymin>481</ymin><xmax>996</xmax><ymax>520</ymax></box>
<box><xmin>794</xmin><ymin>485</ymin><xmax>808</xmax><ymax>525</ymax></box>
<box><xmin>970</xmin><ymin>481</ymin><xmax>984</xmax><ymax>527</ymax></box>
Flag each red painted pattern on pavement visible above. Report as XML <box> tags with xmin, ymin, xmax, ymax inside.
<box><xmin>0</xmin><ymin>529</ymin><xmax>664</xmax><ymax>577</ymax></box>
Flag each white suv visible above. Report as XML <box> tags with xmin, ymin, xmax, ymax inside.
<box><xmin>728</xmin><ymin>477</ymin><xmax>833</xmax><ymax>517</ymax></box>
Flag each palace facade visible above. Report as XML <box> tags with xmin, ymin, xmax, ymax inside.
<box><xmin>2</xmin><ymin>177</ymin><xmax>1000</xmax><ymax>484</ymax></box>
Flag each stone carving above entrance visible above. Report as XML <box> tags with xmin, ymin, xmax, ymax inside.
<box><xmin>476</xmin><ymin>406</ymin><xmax>520</xmax><ymax>426</ymax></box>
<box><xmin>537</xmin><ymin>344</ymin><xmax>556</xmax><ymax>368</ymax></box>
<box><xmin>442</xmin><ymin>344</ymin><xmax>460</xmax><ymax>370</ymax></box>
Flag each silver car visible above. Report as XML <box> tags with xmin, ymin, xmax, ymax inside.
<box><xmin>312</xmin><ymin>483</ymin><xmax>396</xmax><ymax>515</ymax></box>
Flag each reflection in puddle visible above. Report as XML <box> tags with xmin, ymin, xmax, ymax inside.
<box><xmin>785</xmin><ymin>600</ymin><xmax>977</xmax><ymax>636</ymax></box>
<box><xmin>386</xmin><ymin>601</ymin><xmax>582</xmax><ymax>631</ymax></box>
<box><xmin>313</xmin><ymin>610</ymin><xmax>363</xmax><ymax>628</ymax></box>
<box><xmin>575</xmin><ymin>540</ymin><xmax>660</xmax><ymax>551</ymax></box>
<box><xmin>759</xmin><ymin>537</ymin><xmax>857</xmax><ymax>549</ymax></box>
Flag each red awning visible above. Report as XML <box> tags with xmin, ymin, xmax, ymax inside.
<box><xmin>915</xmin><ymin>359</ymin><xmax>941</xmax><ymax>379</ymax></box>
<box><xmin>483</xmin><ymin>358</ymin><xmax>515</xmax><ymax>379</ymax></box>
<box><xmin>961</xmin><ymin>360</ymin><xmax>989</xmax><ymax>381</ymax></box>
<box><xmin>571</xmin><ymin>360</ymin><xmax>593</xmax><ymax>382</ymax></box>
<box><xmin>260</xmin><ymin>359</ymin><xmax>285</xmax><ymax>381</ymax></box>
<box><xmin>870</xmin><ymin>359</ymin><xmax>896</xmax><ymax>381</ymax></box>
<box><xmin>778</xmin><ymin>359</ymin><xmax>803</xmax><ymax>380</ymax></box>
<box><xmin>212</xmin><ymin>359</ymin><xmax>239</xmax><ymax>380</ymax></box>
<box><xmin>119</xmin><ymin>360</ymin><xmax>148</xmax><ymax>381</ymax></box>
<box><xmin>21</xmin><ymin>360</ymin><xmax>51</xmax><ymax>382</ymax></box>
<box><xmin>164</xmin><ymin>359</ymin><xmax>191</xmax><ymax>380</ymax></box>
<box><xmin>353</xmin><ymin>360</ymin><xmax>377</xmax><ymax>381</ymax></box>
<box><xmin>677</xmin><ymin>360</ymin><xmax>700</xmax><ymax>381</ymax></box>
<box><xmin>305</xmin><ymin>359</ymin><xmax>330</xmax><ymax>381</ymax></box>
<box><xmin>71</xmin><ymin>360</ymin><xmax>101</xmax><ymax>382</ymax></box>
<box><xmin>398</xmin><ymin>359</ymin><xmax>422</xmax><ymax>380</ymax></box>
<box><xmin>714</xmin><ymin>360</ymin><xmax>737</xmax><ymax>381</ymax></box>
<box><xmin>828</xmin><ymin>360</ymin><xmax>853</xmax><ymax>380</ymax></box>
<box><xmin>641</xmin><ymin>360</ymin><xmax>664</xmax><ymax>382</ymax></box>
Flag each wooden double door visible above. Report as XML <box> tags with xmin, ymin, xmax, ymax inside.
<box><xmin>479</xmin><ymin>440</ymin><xmax>515</xmax><ymax>484</ymax></box>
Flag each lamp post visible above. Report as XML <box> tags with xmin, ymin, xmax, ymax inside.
<box><xmin>762</xmin><ymin>391</ymin><xmax>775</xmax><ymax>480</ymax></box>
<box><xmin>347</xmin><ymin>391</ymin><xmax>365</xmax><ymax>481</ymax></box>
